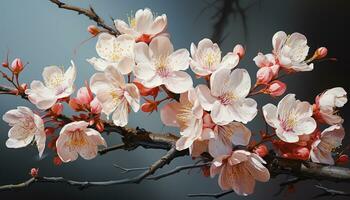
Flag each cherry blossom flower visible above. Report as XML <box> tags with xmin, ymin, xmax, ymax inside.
<box><xmin>87</xmin><ymin>33</ymin><xmax>135</xmax><ymax>74</ymax></box>
<box><xmin>2</xmin><ymin>106</ymin><xmax>46</xmax><ymax>157</ymax></box>
<box><xmin>25</xmin><ymin>61</ymin><xmax>76</xmax><ymax>110</ymax></box>
<box><xmin>114</xmin><ymin>8</ymin><xmax>167</xmax><ymax>43</ymax></box>
<box><xmin>133</xmin><ymin>36</ymin><xmax>192</xmax><ymax>94</ymax></box>
<box><xmin>314</xmin><ymin>87</ymin><xmax>347</xmax><ymax>125</ymax></box>
<box><xmin>272</xmin><ymin>31</ymin><xmax>313</xmax><ymax>72</ymax></box>
<box><xmin>90</xmin><ymin>66</ymin><xmax>140</xmax><ymax>126</ymax></box>
<box><xmin>254</xmin><ymin>53</ymin><xmax>279</xmax><ymax>83</ymax></box>
<box><xmin>208</xmin><ymin>121</ymin><xmax>251</xmax><ymax>158</ymax></box>
<box><xmin>196</xmin><ymin>68</ymin><xmax>257</xmax><ymax>125</ymax></box>
<box><xmin>190</xmin><ymin>38</ymin><xmax>239</xmax><ymax>76</ymax></box>
<box><xmin>56</xmin><ymin>121</ymin><xmax>106</xmax><ymax>162</ymax></box>
<box><xmin>160</xmin><ymin>88</ymin><xmax>209</xmax><ymax>151</ymax></box>
<box><xmin>310</xmin><ymin>125</ymin><xmax>345</xmax><ymax>165</ymax></box>
<box><xmin>263</xmin><ymin>94</ymin><xmax>316</xmax><ymax>143</ymax></box>
<box><xmin>210</xmin><ymin>150</ymin><xmax>270</xmax><ymax>196</ymax></box>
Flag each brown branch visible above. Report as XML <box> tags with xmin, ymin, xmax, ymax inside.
<box><xmin>188</xmin><ymin>190</ymin><xmax>234</xmax><ymax>198</ymax></box>
<box><xmin>98</xmin><ymin>143</ymin><xmax>126</xmax><ymax>155</ymax></box>
<box><xmin>113</xmin><ymin>164</ymin><xmax>149</xmax><ymax>174</ymax></box>
<box><xmin>313</xmin><ymin>184</ymin><xmax>350</xmax><ymax>198</ymax></box>
<box><xmin>49</xmin><ymin>0</ymin><xmax>119</xmax><ymax>36</ymax></box>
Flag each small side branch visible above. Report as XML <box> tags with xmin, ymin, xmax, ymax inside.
<box><xmin>98</xmin><ymin>143</ymin><xmax>127</xmax><ymax>155</ymax></box>
<box><xmin>49</xmin><ymin>0</ymin><xmax>119</xmax><ymax>35</ymax></box>
<box><xmin>188</xmin><ymin>190</ymin><xmax>233</xmax><ymax>198</ymax></box>
<box><xmin>313</xmin><ymin>184</ymin><xmax>350</xmax><ymax>198</ymax></box>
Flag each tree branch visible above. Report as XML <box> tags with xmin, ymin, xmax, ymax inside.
<box><xmin>49</xmin><ymin>0</ymin><xmax>119</xmax><ymax>36</ymax></box>
<box><xmin>313</xmin><ymin>184</ymin><xmax>350</xmax><ymax>198</ymax></box>
<box><xmin>188</xmin><ymin>190</ymin><xmax>234</xmax><ymax>198</ymax></box>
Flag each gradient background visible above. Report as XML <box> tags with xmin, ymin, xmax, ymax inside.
<box><xmin>0</xmin><ymin>0</ymin><xmax>349</xmax><ymax>199</ymax></box>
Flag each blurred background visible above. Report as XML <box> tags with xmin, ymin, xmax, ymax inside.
<box><xmin>0</xmin><ymin>0</ymin><xmax>349</xmax><ymax>199</ymax></box>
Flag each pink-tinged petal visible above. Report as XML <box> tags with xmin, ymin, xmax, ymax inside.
<box><xmin>272</xmin><ymin>31</ymin><xmax>287</xmax><ymax>52</ymax></box>
<box><xmin>229</xmin><ymin>150</ymin><xmax>249</xmax><ymax>165</ymax></box>
<box><xmin>78</xmin><ymin>144</ymin><xmax>98</xmax><ymax>160</ymax></box>
<box><xmin>320</xmin><ymin>107</ymin><xmax>344</xmax><ymax>125</ymax></box>
<box><xmin>6</xmin><ymin>130</ymin><xmax>34</xmax><ymax>148</ymax></box>
<box><xmin>117</xmin><ymin>57</ymin><xmax>134</xmax><ymax>75</ymax></box>
<box><xmin>124</xmin><ymin>83</ymin><xmax>140</xmax><ymax>112</ymax></box>
<box><xmin>160</xmin><ymin>101</ymin><xmax>181</xmax><ymax>127</ymax></box>
<box><xmin>310</xmin><ymin>146</ymin><xmax>334</xmax><ymax>165</ymax></box>
<box><xmin>262</xmin><ymin>103</ymin><xmax>278</xmax><ymax>128</ymax></box>
<box><xmin>190</xmin><ymin>42</ymin><xmax>197</xmax><ymax>58</ymax></box>
<box><xmin>277</xmin><ymin>94</ymin><xmax>296</xmax><ymax>121</ymax></box>
<box><xmin>135</xmin><ymin>8</ymin><xmax>154</xmax><ymax>32</ymax></box>
<box><xmin>104</xmin><ymin>66</ymin><xmax>125</xmax><ymax>88</ymax></box>
<box><xmin>164</xmin><ymin>71</ymin><xmax>193</xmax><ymax>94</ymax></box>
<box><xmin>60</xmin><ymin>121</ymin><xmax>89</xmax><ymax>133</ymax></box>
<box><xmin>25</xmin><ymin>81</ymin><xmax>57</xmax><ymax>110</ymax></box>
<box><xmin>210</xmin><ymin>68</ymin><xmax>230</xmax><ymax>97</ymax></box>
<box><xmin>65</xmin><ymin>60</ymin><xmax>77</xmax><ymax>84</ymax></box>
<box><xmin>319</xmin><ymin>87</ymin><xmax>347</xmax><ymax>108</ymax></box>
<box><xmin>295</xmin><ymin>101</ymin><xmax>313</xmax><ymax>119</ymax></box>
<box><xmin>229</xmin><ymin>69</ymin><xmax>251</xmax><ymax>98</ymax></box>
<box><xmin>210</xmin><ymin>162</ymin><xmax>222</xmax><ymax>178</ymax></box>
<box><xmin>134</xmin><ymin>42</ymin><xmax>152</xmax><ymax>63</ymax></box>
<box><xmin>211</xmin><ymin>102</ymin><xmax>234</xmax><ymax>125</ymax></box>
<box><xmin>112</xmin><ymin>100</ymin><xmax>129</xmax><ymax>127</ymax></box>
<box><xmin>114</xmin><ymin>19</ymin><xmax>136</xmax><ymax>36</ymax></box>
<box><xmin>225</xmin><ymin>122</ymin><xmax>251</xmax><ymax>146</ymax></box>
<box><xmin>201</xmin><ymin>128</ymin><xmax>215</xmax><ymax>140</ymax></box>
<box><xmin>253</xmin><ymin>53</ymin><xmax>270</xmax><ymax>68</ymax></box>
<box><xmin>42</xmin><ymin>66</ymin><xmax>63</xmax><ymax>86</ymax></box>
<box><xmin>321</xmin><ymin>125</ymin><xmax>345</xmax><ymax>148</ymax></box>
<box><xmin>196</xmin><ymin>84</ymin><xmax>217</xmax><ymax>111</ymax></box>
<box><xmin>3</xmin><ymin>107</ymin><xmax>30</xmax><ymax>124</ymax></box>
<box><xmin>35</xmin><ymin>133</ymin><xmax>46</xmax><ymax>158</ymax></box>
<box><xmin>149</xmin><ymin>14</ymin><xmax>167</xmax><ymax>35</ymax></box>
<box><xmin>190</xmin><ymin>59</ymin><xmax>211</xmax><ymax>76</ymax></box>
<box><xmin>256</xmin><ymin>67</ymin><xmax>273</xmax><ymax>84</ymax></box>
<box><xmin>167</xmin><ymin>48</ymin><xmax>190</xmax><ymax>71</ymax></box>
<box><xmin>89</xmin><ymin>73</ymin><xmax>109</xmax><ymax>94</ymax></box>
<box><xmin>293</xmin><ymin>117</ymin><xmax>316</xmax><ymax>135</ymax></box>
<box><xmin>233</xmin><ymin>98</ymin><xmax>258</xmax><ymax>124</ymax></box>
<box><xmin>276</xmin><ymin>127</ymin><xmax>299</xmax><ymax>143</ymax></box>
<box><xmin>134</xmin><ymin>63</ymin><xmax>157</xmax><ymax>82</ymax></box>
<box><xmin>149</xmin><ymin>36</ymin><xmax>174</xmax><ymax>58</ymax></box>
<box><xmin>231</xmin><ymin>165</ymin><xmax>256</xmax><ymax>196</ymax></box>
<box><xmin>56</xmin><ymin>133</ymin><xmax>78</xmax><ymax>163</ymax></box>
<box><xmin>96</xmin><ymin>89</ymin><xmax>118</xmax><ymax>116</ymax></box>
<box><xmin>85</xmin><ymin>128</ymin><xmax>107</xmax><ymax>147</ymax></box>
<box><xmin>176</xmin><ymin>136</ymin><xmax>195</xmax><ymax>151</ymax></box>
<box><xmin>87</xmin><ymin>57</ymin><xmax>110</xmax><ymax>71</ymax></box>
<box><xmin>140</xmin><ymin>74</ymin><xmax>163</xmax><ymax>89</ymax></box>
<box><xmin>96</xmin><ymin>33</ymin><xmax>117</xmax><ymax>60</ymax></box>
<box><xmin>218</xmin><ymin>165</ymin><xmax>235</xmax><ymax>191</ymax></box>
<box><xmin>246</xmin><ymin>155</ymin><xmax>270</xmax><ymax>182</ymax></box>
<box><xmin>208</xmin><ymin>136</ymin><xmax>232</xmax><ymax>158</ymax></box>
<box><xmin>189</xmin><ymin>140</ymin><xmax>208</xmax><ymax>157</ymax></box>
<box><xmin>219</xmin><ymin>53</ymin><xmax>239</xmax><ymax>70</ymax></box>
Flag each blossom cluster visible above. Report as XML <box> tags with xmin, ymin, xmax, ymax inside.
<box><xmin>1</xmin><ymin>8</ymin><xmax>347</xmax><ymax>196</ymax></box>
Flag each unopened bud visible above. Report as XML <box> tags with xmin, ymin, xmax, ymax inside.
<box><xmin>141</xmin><ymin>101</ymin><xmax>158</xmax><ymax>113</ymax></box>
<box><xmin>2</xmin><ymin>61</ymin><xmax>8</xmax><ymax>68</ymax></box>
<box><xmin>266</xmin><ymin>80</ymin><xmax>286</xmax><ymax>97</ymax></box>
<box><xmin>87</xmin><ymin>25</ymin><xmax>100</xmax><ymax>36</ymax></box>
<box><xmin>45</xmin><ymin>127</ymin><xmax>55</xmax><ymax>136</ymax></box>
<box><xmin>11</xmin><ymin>58</ymin><xmax>23</xmax><ymax>74</ymax></box>
<box><xmin>233</xmin><ymin>44</ymin><xmax>245</xmax><ymax>59</ymax></box>
<box><xmin>336</xmin><ymin>154</ymin><xmax>349</xmax><ymax>165</ymax></box>
<box><xmin>254</xmin><ymin>144</ymin><xmax>268</xmax><ymax>157</ymax></box>
<box><xmin>51</xmin><ymin>103</ymin><xmax>63</xmax><ymax>116</ymax></box>
<box><xmin>77</xmin><ymin>87</ymin><xmax>93</xmax><ymax>105</ymax></box>
<box><xmin>90</xmin><ymin>97</ymin><xmax>102</xmax><ymax>114</ymax></box>
<box><xmin>314</xmin><ymin>47</ymin><xmax>328</xmax><ymax>60</ymax></box>
<box><xmin>96</xmin><ymin>121</ymin><xmax>104</xmax><ymax>132</ymax></box>
<box><xmin>53</xmin><ymin>156</ymin><xmax>62</xmax><ymax>166</ymax></box>
<box><xmin>256</xmin><ymin>67</ymin><xmax>273</xmax><ymax>84</ymax></box>
<box><xmin>30</xmin><ymin>168</ymin><xmax>39</xmax><ymax>177</ymax></box>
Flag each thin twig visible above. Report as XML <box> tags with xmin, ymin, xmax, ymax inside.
<box><xmin>49</xmin><ymin>0</ymin><xmax>119</xmax><ymax>36</ymax></box>
<box><xmin>147</xmin><ymin>162</ymin><xmax>211</xmax><ymax>180</ymax></box>
<box><xmin>313</xmin><ymin>184</ymin><xmax>350</xmax><ymax>198</ymax></box>
<box><xmin>98</xmin><ymin>143</ymin><xmax>126</xmax><ymax>155</ymax></box>
<box><xmin>188</xmin><ymin>190</ymin><xmax>234</xmax><ymax>198</ymax></box>
<box><xmin>113</xmin><ymin>164</ymin><xmax>149</xmax><ymax>174</ymax></box>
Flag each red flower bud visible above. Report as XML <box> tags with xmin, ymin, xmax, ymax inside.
<box><xmin>87</xmin><ymin>25</ymin><xmax>100</xmax><ymax>36</ymax></box>
<box><xmin>11</xmin><ymin>58</ymin><xmax>24</xmax><ymax>74</ymax></box>
<box><xmin>314</xmin><ymin>47</ymin><xmax>328</xmax><ymax>60</ymax></box>
<box><xmin>133</xmin><ymin>80</ymin><xmax>159</xmax><ymax>98</ymax></box>
<box><xmin>51</xmin><ymin>103</ymin><xmax>63</xmax><ymax>116</ymax></box>
<box><xmin>53</xmin><ymin>156</ymin><xmax>62</xmax><ymax>166</ymax></box>
<box><xmin>20</xmin><ymin>83</ymin><xmax>28</xmax><ymax>91</ymax></box>
<box><xmin>254</xmin><ymin>144</ymin><xmax>269</xmax><ymax>157</ymax></box>
<box><xmin>336</xmin><ymin>154</ymin><xmax>349</xmax><ymax>165</ymax></box>
<box><xmin>30</xmin><ymin>168</ymin><xmax>39</xmax><ymax>177</ymax></box>
<box><xmin>266</xmin><ymin>80</ymin><xmax>286</xmax><ymax>97</ymax></box>
<box><xmin>141</xmin><ymin>101</ymin><xmax>158</xmax><ymax>113</ymax></box>
<box><xmin>76</xmin><ymin>87</ymin><xmax>93</xmax><ymax>105</ymax></box>
<box><xmin>136</xmin><ymin>34</ymin><xmax>152</xmax><ymax>44</ymax></box>
<box><xmin>90</xmin><ymin>97</ymin><xmax>102</xmax><ymax>114</ymax></box>
<box><xmin>2</xmin><ymin>61</ymin><xmax>8</xmax><ymax>68</ymax></box>
<box><xmin>96</xmin><ymin>120</ymin><xmax>104</xmax><ymax>132</ymax></box>
<box><xmin>45</xmin><ymin>127</ymin><xmax>55</xmax><ymax>136</ymax></box>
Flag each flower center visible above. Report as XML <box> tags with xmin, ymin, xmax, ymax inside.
<box><xmin>218</xmin><ymin>92</ymin><xmax>236</xmax><ymax>105</ymax></box>
<box><xmin>110</xmin><ymin>42</ymin><xmax>133</xmax><ymax>62</ymax></box>
<box><xmin>110</xmin><ymin>89</ymin><xmax>123</xmax><ymax>104</ymax></box>
<box><xmin>204</xmin><ymin>50</ymin><xmax>220</xmax><ymax>70</ymax></box>
<box><xmin>281</xmin><ymin>115</ymin><xmax>297</xmax><ymax>131</ymax></box>
<box><xmin>176</xmin><ymin>102</ymin><xmax>194</xmax><ymax>129</ymax></box>
<box><xmin>47</xmin><ymin>73</ymin><xmax>64</xmax><ymax>89</ymax></box>
<box><xmin>155</xmin><ymin>56</ymin><xmax>170</xmax><ymax>78</ymax></box>
<box><xmin>69</xmin><ymin>130</ymin><xmax>88</xmax><ymax>147</ymax></box>
<box><xmin>128</xmin><ymin>15</ymin><xmax>137</xmax><ymax>29</ymax></box>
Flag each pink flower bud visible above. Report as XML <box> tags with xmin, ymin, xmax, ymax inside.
<box><xmin>20</xmin><ymin>83</ymin><xmax>28</xmax><ymax>91</ymax></box>
<box><xmin>2</xmin><ymin>61</ymin><xmax>8</xmax><ymax>68</ymax></box>
<box><xmin>314</xmin><ymin>47</ymin><xmax>328</xmax><ymax>59</ymax></box>
<box><xmin>30</xmin><ymin>168</ymin><xmax>39</xmax><ymax>177</ymax></box>
<box><xmin>256</xmin><ymin>67</ymin><xmax>273</xmax><ymax>84</ymax></box>
<box><xmin>87</xmin><ymin>25</ymin><xmax>100</xmax><ymax>36</ymax></box>
<box><xmin>77</xmin><ymin>87</ymin><xmax>93</xmax><ymax>105</ymax></box>
<box><xmin>266</xmin><ymin>80</ymin><xmax>286</xmax><ymax>97</ymax></box>
<box><xmin>11</xmin><ymin>58</ymin><xmax>23</xmax><ymax>74</ymax></box>
<box><xmin>233</xmin><ymin>44</ymin><xmax>245</xmax><ymax>59</ymax></box>
<box><xmin>90</xmin><ymin>97</ymin><xmax>102</xmax><ymax>114</ymax></box>
<box><xmin>51</xmin><ymin>103</ymin><xmax>63</xmax><ymax>116</ymax></box>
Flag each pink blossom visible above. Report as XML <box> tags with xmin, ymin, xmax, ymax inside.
<box><xmin>2</xmin><ymin>106</ymin><xmax>46</xmax><ymax>157</ymax></box>
<box><xmin>210</xmin><ymin>150</ymin><xmax>270</xmax><ymax>196</ymax></box>
<box><xmin>256</xmin><ymin>67</ymin><xmax>273</xmax><ymax>84</ymax></box>
<box><xmin>56</xmin><ymin>121</ymin><xmax>106</xmax><ymax>162</ymax></box>
<box><xmin>263</xmin><ymin>94</ymin><xmax>316</xmax><ymax>143</ymax></box>
<box><xmin>11</xmin><ymin>58</ymin><xmax>24</xmax><ymax>74</ymax></box>
<box><xmin>266</xmin><ymin>80</ymin><xmax>287</xmax><ymax>97</ymax></box>
<box><xmin>76</xmin><ymin>87</ymin><xmax>94</xmax><ymax>105</ymax></box>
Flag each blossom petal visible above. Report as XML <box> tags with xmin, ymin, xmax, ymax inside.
<box><xmin>262</xmin><ymin>103</ymin><xmax>278</xmax><ymax>128</ymax></box>
<box><xmin>149</xmin><ymin>36</ymin><xmax>173</xmax><ymax>58</ymax></box>
<box><xmin>196</xmin><ymin>84</ymin><xmax>217</xmax><ymax>111</ymax></box>
<box><xmin>160</xmin><ymin>101</ymin><xmax>181</xmax><ymax>127</ymax></box>
<box><xmin>124</xmin><ymin>83</ymin><xmax>140</xmax><ymax>112</ymax></box>
<box><xmin>167</xmin><ymin>49</ymin><xmax>190</xmax><ymax>71</ymax></box>
<box><xmin>112</xmin><ymin>100</ymin><xmax>129</xmax><ymax>127</ymax></box>
<box><xmin>164</xmin><ymin>71</ymin><xmax>193</xmax><ymax>94</ymax></box>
